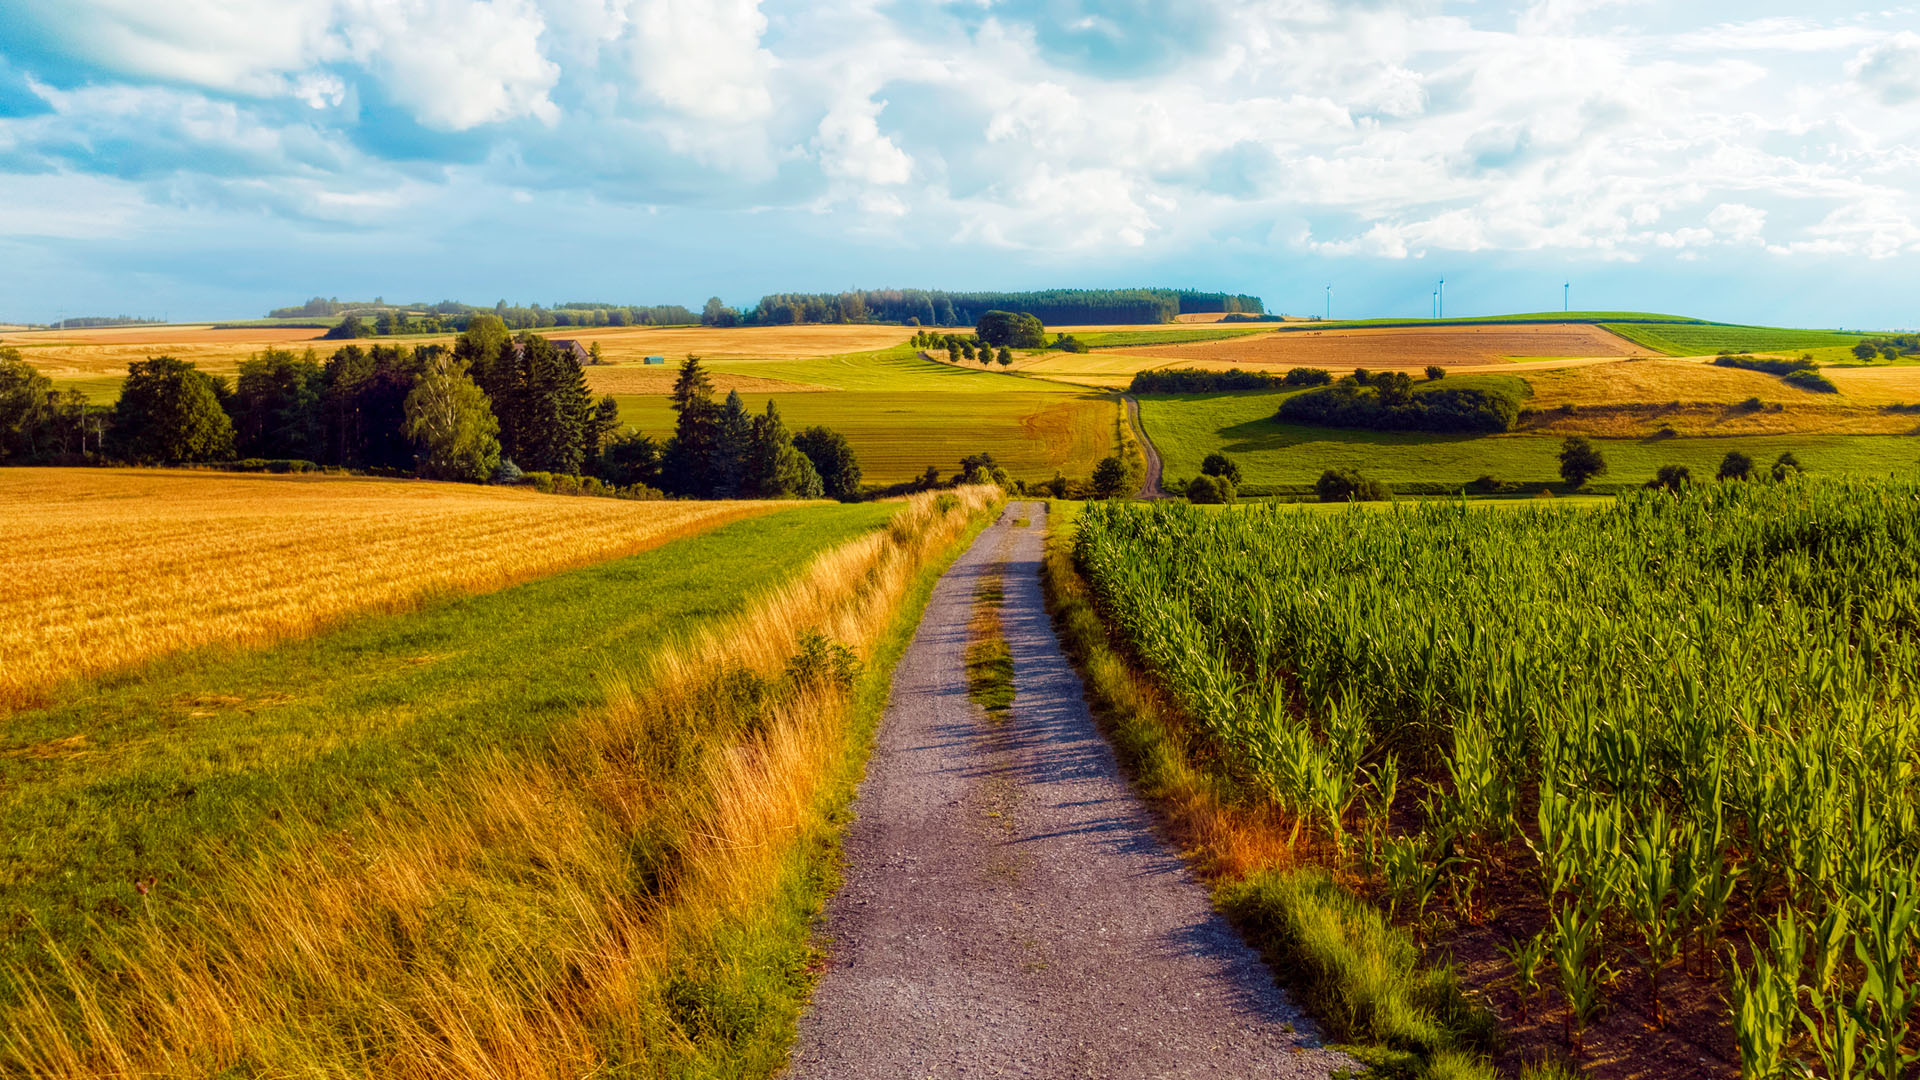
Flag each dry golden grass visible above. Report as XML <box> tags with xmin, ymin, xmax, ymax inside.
<box><xmin>7</xmin><ymin>485</ymin><xmax>1001</xmax><ymax>1078</ymax></box>
<box><xmin>0</xmin><ymin>469</ymin><xmax>783</xmax><ymax>710</ymax></box>
<box><xmin>1516</xmin><ymin>360</ymin><xmax>1920</xmax><ymax>436</ymax></box>
<box><xmin>11</xmin><ymin>323</ymin><xmax>917</xmax><ymax>386</ymax></box>
<box><xmin>1524</xmin><ymin>360</ymin><xmax>1787</xmax><ymax>406</ymax></box>
<box><xmin>583</xmin><ymin>365</ymin><xmax>827</xmax><ymax>396</ymax></box>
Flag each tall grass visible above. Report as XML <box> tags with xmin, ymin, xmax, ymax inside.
<box><xmin>1073</xmin><ymin>479</ymin><xmax>1920</xmax><ymax>1075</ymax></box>
<box><xmin>3</xmin><ymin>485</ymin><xmax>1001</xmax><ymax>1078</ymax></box>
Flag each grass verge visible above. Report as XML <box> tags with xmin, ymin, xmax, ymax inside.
<box><xmin>1039</xmin><ymin>502</ymin><xmax>1495</xmax><ymax>1079</ymax></box>
<box><xmin>3</xmin><ymin>487</ymin><xmax>1003</xmax><ymax>1078</ymax></box>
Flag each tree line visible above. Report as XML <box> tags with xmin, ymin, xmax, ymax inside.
<box><xmin>271</xmin><ymin>297</ymin><xmax>701</xmax><ymax>331</ymax></box>
<box><xmin>0</xmin><ymin>322</ymin><xmax>862</xmax><ymax>501</ymax></box>
<box><xmin>707</xmin><ymin>288</ymin><xmax>1266</xmax><ymax>328</ymax></box>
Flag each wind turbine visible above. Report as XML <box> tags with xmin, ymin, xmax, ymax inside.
<box><xmin>1325</xmin><ymin>284</ymin><xmax>1332</xmax><ymax>321</ymax></box>
<box><xmin>1432</xmin><ymin>290</ymin><xmax>1438</xmax><ymax>319</ymax></box>
<box><xmin>1438</xmin><ymin>278</ymin><xmax>1446</xmax><ymax>319</ymax></box>
<box><xmin>1564</xmin><ymin>282</ymin><xmax>1570</xmax><ymax>313</ymax></box>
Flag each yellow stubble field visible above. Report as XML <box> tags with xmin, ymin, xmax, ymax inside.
<box><xmin>0</xmin><ymin>469</ymin><xmax>787</xmax><ymax>709</ymax></box>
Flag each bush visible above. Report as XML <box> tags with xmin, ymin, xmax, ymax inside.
<box><xmin>1278</xmin><ymin>383</ymin><xmax>1520</xmax><ymax>434</ymax></box>
<box><xmin>1648</xmin><ymin>464</ymin><xmax>1692</xmax><ymax>492</ymax></box>
<box><xmin>1718</xmin><ymin>450</ymin><xmax>1754</xmax><ymax>481</ymax></box>
<box><xmin>1090</xmin><ymin>456</ymin><xmax>1131</xmax><ymax>499</ymax></box>
<box><xmin>1465</xmin><ymin>475</ymin><xmax>1508</xmax><ymax>494</ymax></box>
<box><xmin>1283</xmin><ymin>367</ymin><xmax>1333</xmax><ymax>387</ymax></box>
<box><xmin>1712</xmin><ymin>353</ymin><xmax>1816</xmax><ymax>376</ymax></box>
<box><xmin>1424</xmin><ymin>366</ymin><xmax>1446</xmax><ymax>381</ymax></box>
<box><xmin>1735</xmin><ymin>396</ymin><xmax>1765</xmax><ymax>412</ymax></box>
<box><xmin>1186</xmin><ymin>474</ymin><xmax>1236</xmax><ymax>504</ymax></box>
<box><xmin>1771</xmin><ymin>452</ymin><xmax>1805</xmax><ymax>481</ymax></box>
<box><xmin>1128</xmin><ymin>367</ymin><xmax>1283</xmax><ymax>393</ymax></box>
<box><xmin>1558</xmin><ymin>436</ymin><xmax>1607</xmax><ymax>488</ymax></box>
<box><xmin>1049</xmin><ymin>334</ymin><xmax>1089</xmax><ymax>354</ymax></box>
<box><xmin>1200</xmin><ymin>452</ymin><xmax>1242</xmax><ymax>485</ymax></box>
<box><xmin>1316</xmin><ymin>468</ymin><xmax>1389</xmax><ymax>502</ymax></box>
<box><xmin>1782</xmin><ymin>368</ymin><xmax>1838</xmax><ymax>393</ymax></box>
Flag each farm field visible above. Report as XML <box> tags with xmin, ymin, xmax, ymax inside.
<box><xmin>0</xmin><ymin>469</ymin><xmax>787</xmax><ymax>709</ymax></box>
<box><xmin>1</xmin><ymin>486</ymin><xmax>1001</xmax><ymax>1076</ymax></box>
<box><xmin>1070</xmin><ymin>483</ymin><xmax>1920</xmax><ymax>1077</ymax></box>
<box><xmin>1123</xmin><ymin>322</ymin><xmax>1651</xmax><ymax>368</ymax></box>
<box><xmin>613</xmin><ymin>388</ymin><xmax>1120</xmax><ymax>484</ymax></box>
<box><xmin>1603</xmin><ymin>321</ymin><xmax>1867</xmax><ymax>356</ymax></box>
<box><xmin>1138</xmin><ymin>390</ymin><xmax>1920</xmax><ymax>492</ymax></box>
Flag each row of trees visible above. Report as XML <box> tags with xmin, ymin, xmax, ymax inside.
<box><xmin>271</xmin><ymin>297</ymin><xmax>700</xmax><ymax>331</ymax></box>
<box><xmin>716</xmin><ymin>288</ymin><xmax>1266</xmax><ymax>328</ymax></box>
<box><xmin>0</xmin><ymin>326</ymin><xmax>863</xmax><ymax>501</ymax></box>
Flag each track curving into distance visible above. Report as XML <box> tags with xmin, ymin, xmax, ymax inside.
<box><xmin>1121</xmin><ymin>395</ymin><xmax>1165</xmax><ymax>499</ymax></box>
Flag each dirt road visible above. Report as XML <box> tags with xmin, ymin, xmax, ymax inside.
<box><xmin>785</xmin><ymin>502</ymin><xmax>1347</xmax><ymax>1079</ymax></box>
<box><xmin>1123</xmin><ymin>395</ymin><xmax>1165</xmax><ymax>498</ymax></box>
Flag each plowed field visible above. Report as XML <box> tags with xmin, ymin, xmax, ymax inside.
<box><xmin>1127</xmin><ymin>323</ymin><xmax>1650</xmax><ymax>368</ymax></box>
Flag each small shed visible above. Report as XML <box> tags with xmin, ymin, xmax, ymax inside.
<box><xmin>643</xmin><ymin>355</ymin><xmax>666</xmax><ymax>365</ymax></box>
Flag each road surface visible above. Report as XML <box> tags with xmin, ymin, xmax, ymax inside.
<box><xmin>1122</xmin><ymin>395</ymin><xmax>1165</xmax><ymax>498</ymax></box>
<box><xmin>785</xmin><ymin>502</ymin><xmax>1347</xmax><ymax>1080</ymax></box>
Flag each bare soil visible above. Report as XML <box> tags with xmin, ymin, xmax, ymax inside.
<box><xmin>1130</xmin><ymin>324</ymin><xmax>1650</xmax><ymax>368</ymax></box>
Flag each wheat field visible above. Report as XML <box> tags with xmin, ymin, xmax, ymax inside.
<box><xmin>0</xmin><ymin>469</ymin><xmax>784</xmax><ymax>709</ymax></box>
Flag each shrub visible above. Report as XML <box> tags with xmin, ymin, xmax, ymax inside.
<box><xmin>1129</xmin><ymin>367</ymin><xmax>1283</xmax><ymax>393</ymax></box>
<box><xmin>1736</xmin><ymin>396</ymin><xmax>1765</xmax><ymax>412</ymax></box>
<box><xmin>1718</xmin><ymin>451</ymin><xmax>1754</xmax><ymax>481</ymax></box>
<box><xmin>1425</xmin><ymin>366</ymin><xmax>1446</xmax><ymax>381</ymax></box>
<box><xmin>1049</xmin><ymin>334</ymin><xmax>1090</xmax><ymax>354</ymax></box>
<box><xmin>1278</xmin><ymin>383</ymin><xmax>1520</xmax><ymax>434</ymax></box>
<box><xmin>1316</xmin><ymin>468</ymin><xmax>1389</xmax><ymax>502</ymax></box>
<box><xmin>1558</xmin><ymin>437</ymin><xmax>1607</xmax><ymax>488</ymax></box>
<box><xmin>1771</xmin><ymin>452</ymin><xmax>1805</xmax><ymax>481</ymax></box>
<box><xmin>1090</xmin><ymin>456</ymin><xmax>1131</xmax><ymax>499</ymax></box>
<box><xmin>1782</xmin><ymin>368</ymin><xmax>1838</xmax><ymax>393</ymax></box>
<box><xmin>1186</xmin><ymin>474</ymin><xmax>1236</xmax><ymax>504</ymax></box>
<box><xmin>1465</xmin><ymin>475</ymin><xmax>1507</xmax><ymax>494</ymax></box>
<box><xmin>1283</xmin><ymin>367</ymin><xmax>1333</xmax><ymax>387</ymax></box>
<box><xmin>1648</xmin><ymin>464</ymin><xmax>1692</xmax><ymax>492</ymax></box>
<box><xmin>1200</xmin><ymin>452</ymin><xmax>1242</xmax><ymax>485</ymax></box>
<box><xmin>1712</xmin><ymin>354</ymin><xmax>1816</xmax><ymax>376</ymax></box>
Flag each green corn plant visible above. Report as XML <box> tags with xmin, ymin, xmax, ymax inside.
<box><xmin>1728</xmin><ymin>910</ymin><xmax>1802</xmax><ymax>1080</ymax></box>
<box><xmin>1800</xmin><ymin>896</ymin><xmax>1861</xmax><ymax>1080</ymax></box>
<box><xmin>1499</xmin><ymin>929</ymin><xmax>1551</xmax><ymax>1022</ymax></box>
<box><xmin>1622</xmin><ymin>809</ymin><xmax>1683</xmax><ymax>1028</ymax></box>
<box><xmin>1551</xmin><ymin>901</ymin><xmax>1608</xmax><ymax>1057</ymax></box>
<box><xmin>1849</xmin><ymin>873</ymin><xmax>1920</xmax><ymax>1080</ymax></box>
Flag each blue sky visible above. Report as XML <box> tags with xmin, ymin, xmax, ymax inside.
<box><xmin>1</xmin><ymin>1</ymin><xmax>1917</xmax><ymax>328</ymax></box>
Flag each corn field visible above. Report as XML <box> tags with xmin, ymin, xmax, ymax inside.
<box><xmin>1074</xmin><ymin>480</ymin><xmax>1920</xmax><ymax>1077</ymax></box>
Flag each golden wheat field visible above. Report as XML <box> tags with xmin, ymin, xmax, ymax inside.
<box><xmin>0</xmin><ymin>469</ymin><xmax>786</xmax><ymax>709</ymax></box>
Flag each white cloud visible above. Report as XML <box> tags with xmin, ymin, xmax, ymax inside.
<box><xmin>814</xmin><ymin>97</ymin><xmax>912</xmax><ymax>185</ymax></box>
<box><xmin>334</xmin><ymin>0</ymin><xmax>561</xmax><ymax>129</ymax></box>
<box><xmin>1850</xmin><ymin>31</ymin><xmax>1920</xmax><ymax>105</ymax></box>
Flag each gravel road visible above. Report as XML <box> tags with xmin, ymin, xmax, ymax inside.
<box><xmin>785</xmin><ymin>502</ymin><xmax>1349</xmax><ymax>1079</ymax></box>
<box><xmin>1122</xmin><ymin>395</ymin><xmax>1165</xmax><ymax>498</ymax></box>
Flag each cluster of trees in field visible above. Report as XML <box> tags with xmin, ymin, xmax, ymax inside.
<box><xmin>914</xmin><ymin>331</ymin><xmax>1014</xmax><ymax>368</ymax></box>
<box><xmin>1074</xmin><ymin>479</ymin><xmax>1920</xmax><ymax>1072</ymax></box>
<box><xmin>1278</xmin><ymin>369</ymin><xmax>1521</xmax><ymax>433</ymax></box>
<box><xmin>1852</xmin><ymin>334</ymin><xmax>1919</xmax><ymax>361</ymax></box>
<box><xmin>50</xmin><ymin>316</ymin><xmax>167</xmax><ymax>329</ymax></box>
<box><xmin>0</xmin><ymin>325</ymin><xmax>861</xmax><ymax>500</ymax></box>
<box><xmin>710</xmin><ymin>288</ymin><xmax>1265</xmax><ymax>328</ymax></box>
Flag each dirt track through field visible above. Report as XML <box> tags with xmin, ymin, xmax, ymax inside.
<box><xmin>786</xmin><ymin>502</ymin><xmax>1347</xmax><ymax>1079</ymax></box>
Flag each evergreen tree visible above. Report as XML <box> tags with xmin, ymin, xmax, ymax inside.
<box><xmin>109</xmin><ymin>356</ymin><xmax>235</xmax><ymax>463</ymax></box>
<box><xmin>506</xmin><ymin>335</ymin><xmax>593</xmax><ymax>474</ymax></box>
<box><xmin>744</xmin><ymin>400</ymin><xmax>816</xmax><ymax>497</ymax></box>
<box><xmin>663</xmin><ymin>354</ymin><xmax>718</xmax><ymax>495</ymax></box>
<box><xmin>320</xmin><ymin>345</ymin><xmax>419</xmax><ymax>469</ymax></box>
<box><xmin>708</xmin><ymin>389</ymin><xmax>752</xmax><ymax>497</ymax></box>
<box><xmin>404</xmin><ymin>352</ymin><xmax>500</xmax><ymax>481</ymax></box>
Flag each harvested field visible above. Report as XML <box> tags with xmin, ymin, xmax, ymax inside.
<box><xmin>584</xmin><ymin>364</ymin><xmax>827</xmax><ymax>396</ymax></box>
<box><xmin>0</xmin><ymin>469</ymin><xmax>784</xmax><ymax>709</ymax></box>
<box><xmin>3</xmin><ymin>325</ymin><xmax>328</xmax><ymax>346</ymax></box>
<box><xmin>1128</xmin><ymin>322</ymin><xmax>1650</xmax><ymax>368</ymax></box>
<box><xmin>1823</xmin><ymin>364</ymin><xmax>1920</xmax><ymax>404</ymax></box>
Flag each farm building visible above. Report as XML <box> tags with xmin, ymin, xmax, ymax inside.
<box><xmin>550</xmin><ymin>339</ymin><xmax>596</xmax><ymax>365</ymax></box>
<box><xmin>643</xmin><ymin>355</ymin><xmax>666</xmax><ymax>365</ymax></box>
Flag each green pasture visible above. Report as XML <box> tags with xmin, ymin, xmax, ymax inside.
<box><xmin>1602</xmin><ymin>322</ymin><xmax>1867</xmax><ymax>356</ymax></box>
<box><xmin>616</xmin><ymin>389</ymin><xmax>1121</xmax><ymax>485</ymax></box>
<box><xmin>1139</xmin><ymin>390</ymin><xmax>1920</xmax><ymax>492</ymax></box>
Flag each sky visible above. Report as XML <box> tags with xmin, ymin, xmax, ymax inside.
<box><xmin>1</xmin><ymin>1</ymin><xmax>1918</xmax><ymax>328</ymax></box>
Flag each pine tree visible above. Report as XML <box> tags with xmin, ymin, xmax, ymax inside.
<box><xmin>663</xmin><ymin>354</ymin><xmax>718</xmax><ymax>495</ymax></box>
<box><xmin>708</xmin><ymin>389</ymin><xmax>752</xmax><ymax>497</ymax></box>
